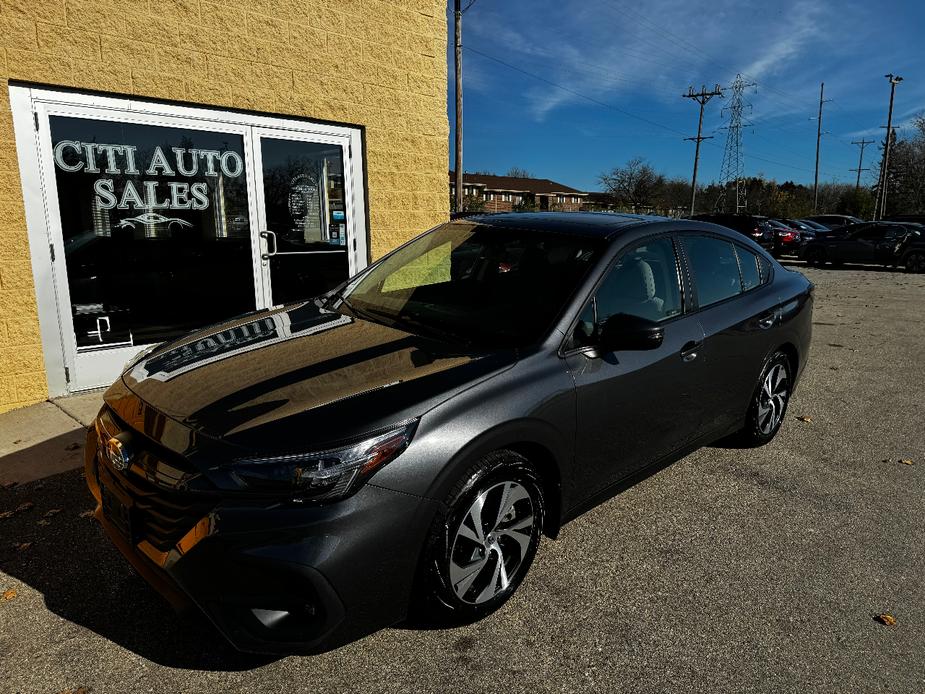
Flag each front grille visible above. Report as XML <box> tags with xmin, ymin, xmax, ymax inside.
<box><xmin>99</xmin><ymin>463</ymin><xmax>215</xmax><ymax>552</ymax></box>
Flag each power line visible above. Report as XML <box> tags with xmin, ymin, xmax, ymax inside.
<box><xmin>464</xmin><ymin>46</ymin><xmax>844</xmax><ymax>184</ymax></box>
<box><xmin>464</xmin><ymin>46</ymin><xmax>689</xmax><ymax>137</ymax></box>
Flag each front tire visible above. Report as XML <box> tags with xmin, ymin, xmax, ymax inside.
<box><xmin>419</xmin><ymin>450</ymin><xmax>545</xmax><ymax>622</ymax></box>
<box><xmin>733</xmin><ymin>351</ymin><xmax>793</xmax><ymax>447</ymax></box>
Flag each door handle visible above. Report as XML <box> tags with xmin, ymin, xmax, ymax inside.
<box><xmin>260</xmin><ymin>230</ymin><xmax>278</xmax><ymax>259</ymax></box>
<box><xmin>757</xmin><ymin>311</ymin><xmax>777</xmax><ymax>329</ymax></box>
<box><xmin>680</xmin><ymin>340</ymin><xmax>702</xmax><ymax>362</ymax></box>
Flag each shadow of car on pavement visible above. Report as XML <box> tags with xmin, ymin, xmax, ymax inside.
<box><xmin>0</xmin><ymin>434</ymin><xmax>276</xmax><ymax>671</ymax></box>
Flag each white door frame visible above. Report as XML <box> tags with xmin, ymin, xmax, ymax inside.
<box><xmin>9</xmin><ymin>85</ymin><xmax>368</xmax><ymax>397</ymax></box>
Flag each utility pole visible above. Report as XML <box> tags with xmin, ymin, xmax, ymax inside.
<box><xmin>812</xmin><ymin>82</ymin><xmax>831</xmax><ymax>213</ymax></box>
<box><xmin>875</xmin><ymin>74</ymin><xmax>903</xmax><ymax>220</ymax></box>
<box><xmin>850</xmin><ymin>138</ymin><xmax>874</xmax><ymax>191</ymax></box>
<box><xmin>453</xmin><ymin>0</ymin><xmax>464</xmax><ymax>214</ymax></box>
<box><xmin>683</xmin><ymin>84</ymin><xmax>723</xmax><ymax>216</ymax></box>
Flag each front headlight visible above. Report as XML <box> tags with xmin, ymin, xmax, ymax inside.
<box><xmin>232</xmin><ymin>419</ymin><xmax>418</xmax><ymax>500</ymax></box>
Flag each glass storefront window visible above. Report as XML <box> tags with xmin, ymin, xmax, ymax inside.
<box><xmin>49</xmin><ymin>116</ymin><xmax>257</xmax><ymax>349</ymax></box>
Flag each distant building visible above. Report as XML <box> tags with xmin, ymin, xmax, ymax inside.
<box><xmin>450</xmin><ymin>173</ymin><xmax>588</xmax><ymax>212</ymax></box>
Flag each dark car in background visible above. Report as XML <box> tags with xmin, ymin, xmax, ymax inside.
<box><xmin>767</xmin><ymin>219</ymin><xmax>805</xmax><ymax>256</ymax></box>
<box><xmin>802</xmin><ymin>220</ymin><xmax>925</xmax><ymax>272</ymax></box>
<box><xmin>85</xmin><ymin>213</ymin><xmax>814</xmax><ymax>654</ymax></box>
<box><xmin>690</xmin><ymin>213</ymin><xmax>775</xmax><ymax>252</ymax></box>
<box><xmin>806</xmin><ymin>214</ymin><xmax>864</xmax><ymax>229</ymax></box>
<box><xmin>795</xmin><ymin>219</ymin><xmax>831</xmax><ymax>233</ymax></box>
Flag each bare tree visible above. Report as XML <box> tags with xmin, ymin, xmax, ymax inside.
<box><xmin>506</xmin><ymin>166</ymin><xmax>533</xmax><ymax>178</ymax></box>
<box><xmin>598</xmin><ymin>157</ymin><xmax>665</xmax><ymax>212</ymax></box>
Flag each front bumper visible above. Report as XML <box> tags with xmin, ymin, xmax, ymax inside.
<box><xmin>84</xmin><ymin>427</ymin><xmax>440</xmax><ymax>654</ymax></box>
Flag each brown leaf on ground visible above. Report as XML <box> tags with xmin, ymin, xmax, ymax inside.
<box><xmin>37</xmin><ymin>519</ymin><xmax>50</xmax><ymax>527</ymax></box>
<box><xmin>14</xmin><ymin>542</ymin><xmax>33</xmax><ymax>552</ymax></box>
<box><xmin>899</xmin><ymin>459</ymin><xmax>914</xmax><ymax>466</ymax></box>
<box><xmin>0</xmin><ymin>511</ymin><xmax>14</xmax><ymax>520</ymax></box>
<box><xmin>1</xmin><ymin>589</ymin><xmax>15</xmax><ymax>602</ymax></box>
<box><xmin>874</xmin><ymin>613</ymin><xmax>897</xmax><ymax>626</ymax></box>
<box><xmin>79</xmin><ymin>510</ymin><xmax>94</xmax><ymax>518</ymax></box>
<box><xmin>43</xmin><ymin>508</ymin><xmax>62</xmax><ymax>518</ymax></box>
<box><xmin>14</xmin><ymin>502</ymin><xmax>34</xmax><ymax>513</ymax></box>
<box><xmin>796</xmin><ymin>415</ymin><xmax>813</xmax><ymax>423</ymax></box>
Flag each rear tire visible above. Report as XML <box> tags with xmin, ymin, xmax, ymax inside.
<box><xmin>804</xmin><ymin>246</ymin><xmax>825</xmax><ymax>266</ymax></box>
<box><xmin>904</xmin><ymin>251</ymin><xmax>925</xmax><ymax>273</ymax></box>
<box><xmin>731</xmin><ymin>351</ymin><xmax>793</xmax><ymax>448</ymax></box>
<box><xmin>416</xmin><ymin>450</ymin><xmax>545</xmax><ymax>623</ymax></box>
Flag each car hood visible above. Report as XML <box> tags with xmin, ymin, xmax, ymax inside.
<box><xmin>121</xmin><ymin>301</ymin><xmax>517</xmax><ymax>450</ymax></box>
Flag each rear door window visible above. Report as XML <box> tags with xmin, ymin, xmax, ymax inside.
<box><xmin>681</xmin><ymin>235</ymin><xmax>743</xmax><ymax>307</ymax></box>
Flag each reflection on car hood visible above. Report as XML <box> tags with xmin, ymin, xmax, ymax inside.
<box><xmin>122</xmin><ymin>301</ymin><xmax>515</xmax><ymax>448</ymax></box>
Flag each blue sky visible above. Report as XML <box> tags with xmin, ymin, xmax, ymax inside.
<box><xmin>447</xmin><ymin>0</ymin><xmax>925</xmax><ymax>192</ymax></box>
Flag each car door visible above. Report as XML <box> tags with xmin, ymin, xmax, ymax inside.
<box><xmin>679</xmin><ymin>234</ymin><xmax>781</xmax><ymax>434</ymax></box>
<box><xmin>840</xmin><ymin>224</ymin><xmax>886</xmax><ymax>263</ymax></box>
<box><xmin>565</xmin><ymin>235</ymin><xmax>707</xmax><ymax>494</ymax></box>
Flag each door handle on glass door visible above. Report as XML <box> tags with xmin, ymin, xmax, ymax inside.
<box><xmin>680</xmin><ymin>340</ymin><xmax>702</xmax><ymax>362</ymax></box>
<box><xmin>260</xmin><ymin>230</ymin><xmax>278</xmax><ymax>259</ymax></box>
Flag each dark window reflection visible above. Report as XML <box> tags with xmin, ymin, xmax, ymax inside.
<box><xmin>260</xmin><ymin>138</ymin><xmax>349</xmax><ymax>305</ymax></box>
<box><xmin>50</xmin><ymin>116</ymin><xmax>256</xmax><ymax>348</ymax></box>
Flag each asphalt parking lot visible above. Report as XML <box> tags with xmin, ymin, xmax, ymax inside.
<box><xmin>1</xmin><ymin>262</ymin><xmax>923</xmax><ymax>694</ymax></box>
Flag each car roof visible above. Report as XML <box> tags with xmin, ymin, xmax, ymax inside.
<box><xmin>455</xmin><ymin>212</ymin><xmax>672</xmax><ymax>239</ymax></box>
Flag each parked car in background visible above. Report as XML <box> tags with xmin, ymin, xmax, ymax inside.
<box><xmin>84</xmin><ymin>212</ymin><xmax>813</xmax><ymax>654</ymax></box>
<box><xmin>806</xmin><ymin>214</ymin><xmax>864</xmax><ymax>229</ymax></box>
<box><xmin>882</xmin><ymin>214</ymin><xmax>925</xmax><ymax>226</ymax></box>
<box><xmin>802</xmin><ymin>220</ymin><xmax>925</xmax><ymax>272</ymax></box>
<box><xmin>767</xmin><ymin>219</ymin><xmax>804</xmax><ymax>256</ymax></box>
<box><xmin>690</xmin><ymin>213</ymin><xmax>775</xmax><ymax>253</ymax></box>
<box><xmin>796</xmin><ymin>219</ymin><xmax>831</xmax><ymax>232</ymax></box>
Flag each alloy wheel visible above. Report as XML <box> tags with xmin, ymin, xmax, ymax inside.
<box><xmin>756</xmin><ymin>362</ymin><xmax>789</xmax><ymax>435</ymax></box>
<box><xmin>448</xmin><ymin>481</ymin><xmax>535</xmax><ymax>605</ymax></box>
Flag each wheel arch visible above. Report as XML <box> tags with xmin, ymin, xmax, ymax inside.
<box><xmin>777</xmin><ymin>341</ymin><xmax>799</xmax><ymax>375</ymax></box>
<box><xmin>419</xmin><ymin>419</ymin><xmax>569</xmax><ymax>540</ymax></box>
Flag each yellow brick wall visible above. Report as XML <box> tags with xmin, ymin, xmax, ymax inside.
<box><xmin>0</xmin><ymin>0</ymin><xmax>450</xmax><ymax>413</ymax></box>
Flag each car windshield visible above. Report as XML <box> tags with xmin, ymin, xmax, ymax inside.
<box><xmin>333</xmin><ymin>222</ymin><xmax>604</xmax><ymax>348</ymax></box>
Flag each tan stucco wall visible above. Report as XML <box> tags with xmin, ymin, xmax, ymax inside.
<box><xmin>0</xmin><ymin>0</ymin><xmax>449</xmax><ymax>413</ymax></box>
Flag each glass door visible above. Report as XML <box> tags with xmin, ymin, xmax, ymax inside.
<box><xmin>37</xmin><ymin>107</ymin><xmax>263</xmax><ymax>392</ymax></box>
<box><xmin>252</xmin><ymin>130</ymin><xmax>359</xmax><ymax>306</ymax></box>
<box><xmin>22</xmin><ymin>87</ymin><xmax>367</xmax><ymax>395</ymax></box>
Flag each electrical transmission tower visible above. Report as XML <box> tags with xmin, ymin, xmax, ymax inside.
<box><xmin>715</xmin><ymin>74</ymin><xmax>756</xmax><ymax>213</ymax></box>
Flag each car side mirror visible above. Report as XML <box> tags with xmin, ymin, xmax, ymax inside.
<box><xmin>599</xmin><ymin>313</ymin><xmax>665</xmax><ymax>352</ymax></box>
